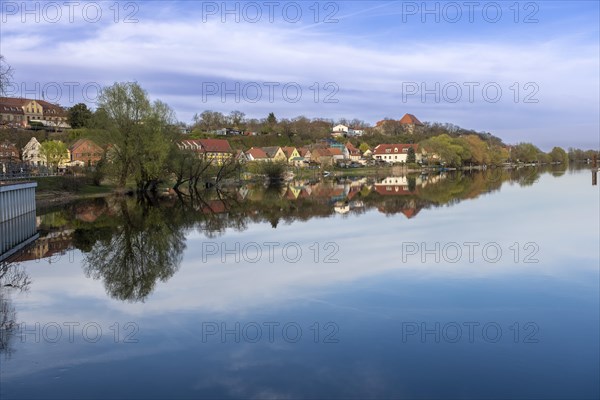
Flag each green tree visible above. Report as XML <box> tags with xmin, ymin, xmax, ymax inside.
<box><xmin>458</xmin><ymin>135</ymin><xmax>491</xmax><ymax>165</ymax></box>
<box><xmin>68</xmin><ymin>103</ymin><xmax>93</xmax><ymax>129</ymax></box>
<box><xmin>359</xmin><ymin>143</ymin><xmax>370</xmax><ymax>153</ymax></box>
<box><xmin>407</xmin><ymin>146</ymin><xmax>416</xmax><ymax>163</ymax></box>
<box><xmin>40</xmin><ymin>140</ymin><xmax>68</xmax><ymax>170</ymax></box>
<box><xmin>548</xmin><ymin>146</ymin><xmax>568</xmax><ymax>164</ymax></box>
<box><xmin>420</xmin><ymin>134</ymin><xmax>466</xmax><ymax>167</ymax></box>
<box><xmin>513</xmin><ymin>143</ymin><xmax>542</xmax><ymax>163</ymax></box>
<box><xmin>97</xmin><ymin>82</ymin><xmax>176</xmax><ymax>191</ymax></box>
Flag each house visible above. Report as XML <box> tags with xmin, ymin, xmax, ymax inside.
<box><xmin>298</xmin><ymin>147</ymin><xmax>312</xmax><ymax>163</ymax></box>
<box><xmin>234</xmin><ymin>150</ymin><xmax>248</xmax><ymax>163</ymax></box>
<box><xmin>348</xmin><ymin>127</ymin><xmax>365</xmax><ymax>137</ymax></box>
<box><xmin>0</xmin><ymin>141</ymin><xmax>19</xmax><ymax>164</ymax></box>
<box><xmin>329</xmin><ymin>148</ymin><xmax>346</xmax><ymax>162</ymax></box>
<box><xmin>245</xmin><ymin>147</ymin><xmax>269</xmax><ymax>162</ymax></box>
<box><xmin>262</xmin><ymin>146</ymin><xmax>287</xmax><ymax>162</ymax></box>
<box><xmin>373</xmin><ymin>177</ymin><xmax>420</xmax><ymax>196</ymax></box>
<box><xmin>372</xmin><ymin>144</ymin><xmax>422</xmax><ymax>164</ymax></box>
<box><xmin>398</xmin><ymin>113</ymin><xmax>424</xmax><ymax>134</ymax></box>
<box><xmin>0</xmin><ymin>97</ymin><xmax>69</xmax><ymax>128</ymax></box>
<box><xmin>311</xmin><ymin>148</ymin><xmax>334</xmax><ymax>166</ymax></box>
<box><xmin>198</xmin><ymin>138</ymin><xmax>234</xmax><ymax>164</ymax></box>
<box><xmin>345</xmin><ymin>142</ymin><xmax>361</xmax><ymax>161</ymax></box>
<box><xmin>22</xmin><ymin>137</ymin><xmax>46</xmax><ymax>166</ymax></box>
<box><xmin>70</xmin><ymin>139</ymin><xmax>104</xmax><ymax>166</ymax></box>
<box><xmin>332</xmin><ymin>124</ymin><xmax>349</xmax><ymax>134</ymax></box>
<box><xmin>281</xmin><ymin>147</ymin><xmax>303</xmax><ymax>166</ymax></box>
<box><xmin>179</xmin><ymin>139</ymin><xmax>203</xmax><ymax>152</ymax></box>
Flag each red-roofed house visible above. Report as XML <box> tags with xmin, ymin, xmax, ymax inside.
<box><xmin>399</xmin><ymin>113</ymin><xmax>424</xmax><ymax>134</ymax></box>
<box><xmin>345</xmin><ymin>142</ymin><xmax>361</xmax><ymax>161</ymax></box>
<box><xmin>311</xmin><ymin>148</ymin><xmax>333</xmax><ymax>165</ymax></box>
<box><xmin>0</xmin><ymin>97</ymin><xmax>68</xmax><ymax>128</ymax></box>
<box><xmin>245</xmin><ymin>147</ymin><xmax>269</xmax><ymax>162</ymax></box>
<box><xmin>298</xmin><ymin>147</ymin><xmax>312</xmax><ymax>162</ymax></box>
<box><xmin>372</xmin><ymin>144</ymin><xmax>421</xmax><ymax>164</ymax></box>
<box><xmin>70</xmin><ymin>139</ymin><xmax>104</xmax><ymax>166</ymax></box>
<box><xmin>178</xmin><ymin>138</ymin><xmax>233</xmax><ymax>165</ymax></box>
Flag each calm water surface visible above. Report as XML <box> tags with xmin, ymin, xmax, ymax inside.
<box><xmin>1</xmin><ymin>167</ymin><xmax>598</xmax><ymax>399</ymax></box>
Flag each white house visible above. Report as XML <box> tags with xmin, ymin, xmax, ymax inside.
<box><xmin>348</xmin><ymin>127</ymin><xmax>365</xmax><ymax>137</ymax></box>
<box><xmin>332</xmin><ymin>124</ymin><xmax>349</xmax><ymax>133</ymax></box>
<box><xmin>372</xmin><ymin>144</ymin><xmax>422</xmax><ymax>164</ymax></box>
<box><xmin>22</xmin><ymin>137</ymin><xmax>46</xmax><ymax>166</ymax></box>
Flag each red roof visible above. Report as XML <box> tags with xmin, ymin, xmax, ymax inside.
<box><xmin>399</xmin><ymin>113</ymin><xmax>423</xmax><ymax>126</ymax></box>
<box><xmin>312</xmin><ymin>148</ymin><xmax>332</xmax><ymax>157</ymax></box>
<box><xmin>298</xmin><ymin>147</ymin><xmax>311</xmax><ymax>157</ymax></box>
<box><xmin>281</xmin><ymin>147</ymin><xmax>297</xmax><ymax>158</ymax></box>
<box><xmin>372</xmin><ymin>144</ymin><xmax>419</xmax><ymax>155</ymax></box>
<box><xmin>246</xmin><ymin>147</ymin><xmax>268</xmax><ymax>159</ymax></box>
<box><xmin>328</xmin><ymin>148</ymin><xmax>343</xmax><ymax>156</ymax></box>
<box><xmin>70</xmin><ymin>138</ymin><xmax>102</xmax><ymax>152</ymax></box>
<box><xmin>198</xmin><ymin>139</ymin><xmax>233</xmax><ymax>153</ymax></box>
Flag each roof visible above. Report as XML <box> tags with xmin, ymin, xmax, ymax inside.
<box><xmin>246</xmin><ymin>147</ymin><xmax>268</xmax><ymax>159</ymax></box>
<box><xmin>262</xmin><ymin>146</ymin><xmax>282</xmax><ymax>158</ymax></box>
<box><xmin>399</xmin><ymin>113</ymin><xmax>424</xmax><ymax>126</ymax></box>
<box><xmin>345</xmin><ymin>142</ymin><xmax>359</xmax><ymax>151</ymax></box>
<box><xmin>0</xmin><ymin>97</ymin><xmax>67</xmax><ymax>116</ymax></box>
<box><xmin>298</xmin><ymin>147</ymin><xmax>311</xmax><ymax>157</ymax></box>
<box><xmin>372</xmin><ymin>143</ymin><xmax>419</xmax><ymax>155</ymax></box>
<box><xmin>198</xmin><ymin>139</ymin><xmax>233</xmax><ymax>153</ymax></box>
<box><xmin>179</xmin><ymin>139</ymin><xmax>203</xmax><ymax>150</ymax></box>
<box><xmin>281</xmin><ymin>147</ymin><xmax>297</xmax><ymax>158</ymax></box>
<box><xmin>70</xmin><ymin>138</ymin><xmax>102</xmax><ymax>152</ymax></box>
<box><xmin>328</xmin><ymin>148</ymin><xmax>343</xmax><ymax>156</ymax></box>
<box><xmin>312</xmin><ymin>148</ymin><xmax>332</xmax><ymax>157</ymax></box>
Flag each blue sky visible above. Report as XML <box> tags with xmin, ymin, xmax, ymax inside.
<box><xmin>1</xmin><ymin>1</ymin><xmax>599</xmax><ymax>149</ymax></box>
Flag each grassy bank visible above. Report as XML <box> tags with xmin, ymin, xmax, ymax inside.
<box><xmin>33</xmin><ymin>176</ymin><xmax>117</xmax><ymax>206</ymax></box>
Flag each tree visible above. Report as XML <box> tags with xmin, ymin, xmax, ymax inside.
<box><xmin>359</xmin><ymin>143</ymin><xmax>370</xmax><ymax>153</ymax></box>
<box><xmin>407</xmin><ymin>146</ymin><xmax>416</xmax><ymax>163</ymax></box>
<box><xmin>267</xmin><ymin>112</ymin><xmax>277</xmax><ymax>125</ymax></box>
<box><xmin>68</xmin><ymin>103</ymin><xmax>93</xmax><ymax>129</ymax></box>
<box><xmin>40</xmin><ymin>140</ymin><xmax>68</xmax><ymax>171</ymax></box>
<box><xmin>192</xmin><ymin>110</ymin><xmax>226</xmax><ymax>132</ymax></box>
<box><xmin>228</xmin><ymin>110</ymin><xmax>245</xmax><ymax>128</ymax></box>
<box><xmin>420</xmin><ymin>134</ymin><xmax>467</xmax><ymax>167</ymax></box>
<box><xmin>513</xmin><ymin>143</ymin><xmax>542</xmax><ymax>163</ymax></box>
<box><xmin>458</xmin><ymin>135</ymin><xmax>491</xmax><ymax>165</ymax></box>
<box><xmin>548</xmin><ymin>147</ymin><xmax>568</xmax><ymax>164</ymax></box>
<box><xmin>97</xmin><ymin>82</ymin><xmax>176</xmax><ymax>191</ymax></box>
<box><xmin>0</xmin><ymin>55</ymin><xmax>14</xmax><ymax>96</ymax></box>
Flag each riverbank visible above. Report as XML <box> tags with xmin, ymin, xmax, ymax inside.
<box><xmin>33</xmin><ymin>176</ymin><xmax>118</xmax><ymax>208</ymax></box>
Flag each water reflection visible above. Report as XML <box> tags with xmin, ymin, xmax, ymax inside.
<box><xmin>2</xmin><ymin>165</ymin><xmax>574</xmax><ymax>304</ymax></box>
<box><xmin>0</xmin><ymin>261</ymin><xmax>31</xmax><ymax>359</ymax></box>
<box><xmin>82</xmin><ymin>199</ymin><xmax>186</xmax><ymax>302</ymax></box>
<box><xmin>1</xmin><ymin>164</ymin><xmax>598</xmax><ymax>399</ymax></box>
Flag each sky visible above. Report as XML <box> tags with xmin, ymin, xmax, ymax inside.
<box><xmin>1</xmin><ymin>0</ymin><xmax>599</xmax><ymax>150</ymax></box>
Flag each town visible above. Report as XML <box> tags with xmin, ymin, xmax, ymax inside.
<box><xmin>0</xmin><ymin>92</ymin><xmax>590</xmax><ymax>189</ymax></box>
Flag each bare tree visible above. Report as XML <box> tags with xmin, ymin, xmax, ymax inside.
<box><xmin>0</xmin><ymin>55</ymin><xmax>15</xmax><ymax>96</ymax></box>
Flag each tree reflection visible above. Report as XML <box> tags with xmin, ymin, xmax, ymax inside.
<box><xmin>83</xmin><ymin>198</ymin><xmax>186</xmax><ymax>302</ymax></box>
<box><xmin>33</xmin><ymin>166</ymin><xmax>570</xmax><ymax>303</ymax></box>
<box><xmin>0</xmin><ymin>262</ymin><xmax>31</xmax><ymax>359</ymax></box>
